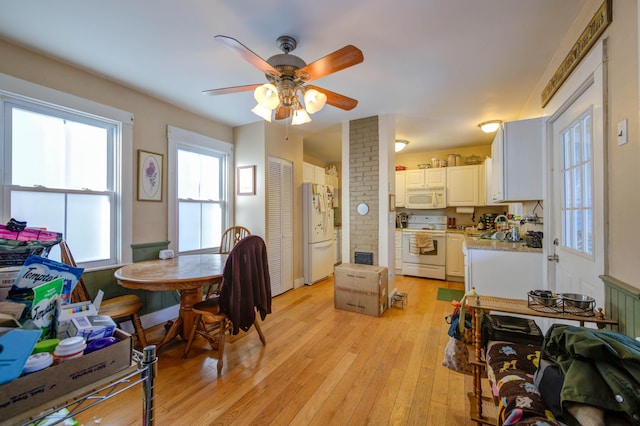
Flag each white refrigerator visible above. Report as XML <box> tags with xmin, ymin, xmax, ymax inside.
<box><xmin>303</xmin><ymin>183</ymin><xmax>336</xmax><ymax>284</ymax></box>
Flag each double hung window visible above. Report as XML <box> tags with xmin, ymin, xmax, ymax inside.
<box><xmin>1</xmin><ymin>75</ymin><xmax>132</xmax><ymax>267</ymax></box>
<box><xmin>167</xmin><ymin>126</ymin><xmax>232</xmax><ymax>254</ymax></box>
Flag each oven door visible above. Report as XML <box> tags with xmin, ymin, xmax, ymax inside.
<box><xmin>402</xmin><ymin>231</ymin><xmax>446</xmax><ymax>265</ymax></box>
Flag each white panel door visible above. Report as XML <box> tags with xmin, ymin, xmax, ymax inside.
<box><xmin>547</xmin><ymin>42</ymin><xmax>605</xmax><ymax>307</ymax></box>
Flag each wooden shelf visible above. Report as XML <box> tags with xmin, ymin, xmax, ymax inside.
<box><xmin>466</xmin><ymin>294</ymin><xmax>618</xmax><ymax>424</ymax></box>
<box><xmin>467</xmin><ymin>392</ymin><xmax>497</xmax><ymax>425</ymax></box>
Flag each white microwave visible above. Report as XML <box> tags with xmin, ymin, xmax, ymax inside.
<box><xmin>405</xmin><ymin>188</ymin><xmax>446</xmax><ymax>209</ymax></box>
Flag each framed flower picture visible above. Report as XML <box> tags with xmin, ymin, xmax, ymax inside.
<box><xmin>138</xmin><ymin>150</ymin><xmax>163</xmax><ymax>201</ymax></box>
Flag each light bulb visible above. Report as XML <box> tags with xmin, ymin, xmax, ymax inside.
<box><xmin>395</xmin><ymin>140</ymin><xmax>409</xmax><ymax>152</ymax></box>
<box><xmin>303</xmin><ymin>89</ymin><xmax>327</xmax><ymax>114</ymax></box>
<box><xmin>291</xmin><ymin>108</ymin><xmax>311</xmax><ymax>125</ymax></box>
<box><xmin>251</xmin><ymin>104</ymin><xmax>272</xmax><ymax>122</ymax></box>
<box><xmin>479</xmin><ymin>120</ymin><xmax>502</xmax><ymax>133</ymax></box>
<box><xmin>254</xmin><ymin>84</ymin><xmax>279</xmax><ymax>110</ymax></box>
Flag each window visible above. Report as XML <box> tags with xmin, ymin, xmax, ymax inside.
<box><xmin>561</xmin><ymin>110</ymin><xmax>593</xmax><ymax>257</ymax></box>
<box><xmin>167</xmin><ymin>126</ymin><xmax>232</xmax><ymax>254</ymax></box>
<box><xmin>1</xmin><ymin>74</ymin><xmax>133</xmax><ymax>267</ymax></box>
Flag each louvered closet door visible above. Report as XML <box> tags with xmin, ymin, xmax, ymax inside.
<box><xmin>267</xmin><ymin>157</ymin><xmax>293</xmax><ymax>296</ymax></box>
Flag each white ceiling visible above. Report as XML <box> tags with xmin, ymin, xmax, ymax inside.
<box><xmin>0</xmin><ymin>0</ymin><xmax>586</xmax><ymax>163</ymax></box>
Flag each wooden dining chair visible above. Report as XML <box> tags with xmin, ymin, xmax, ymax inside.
<box><xmin>204</xmin><ymin>226</ymin><xmax>251</xmax><ymax>299</ymax></box>
<box><xmin>61</xmin><ymin>241</ymin><xmax>148</xmax><ymax>349</ymax></box>
<box><xmin>183</xmin><ymin>235</ymin><xmax>270</xmax><ymax>377</ymax></box>
<box><xmin>219</xmin><ymin>226</ymin><xmax>251</xmax><ymax>254</ymax></box>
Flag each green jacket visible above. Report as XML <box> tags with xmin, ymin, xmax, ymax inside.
<box><xmin>542</xmin><ymin>324</ymin><xmax>640</xmax><ymax>425</ymax></box>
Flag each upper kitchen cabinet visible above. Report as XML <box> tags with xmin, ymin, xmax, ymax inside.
<box><xmin>303</xmin><ymin>162</ymin><xmax>326</xmax><ymax>184</ymax></box>
<box><xmin>395</xmin><ymin>170</ymin><xmax>406</xmax><ymax>207</ymax></box>
<box><xmin>405</xmin><ymin>168</ymin><xmax>446</xmax><ymax>189</ymax></box>
<box><xmin>491</xmin><ymin>117</ymin><xmax>543</xmax><ymax>202</ymax></box>
<box><xmin>447</xmin><ymin>165</ymin><xmax>480</xmax><ymax>206</ymax></box>
<box><xmin>484</xmin><ymin>158</ymin><xmax>505</xmax><ymax>206</ymax></box>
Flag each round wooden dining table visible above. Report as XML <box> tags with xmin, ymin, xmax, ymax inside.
<box><xmin>114</xmin><ymin>254</ymin><xmax>227</xmax><ymax>350</ymax></box>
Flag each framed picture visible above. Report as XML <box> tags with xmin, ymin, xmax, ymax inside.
<box><xmin>237</xmin><ymin>165</ymin><xmax>256</xmax><ymax>195</ymax></box>
<box><xmin>138</xmin><ymin>150</ymin><xmax>163</xmax><ymax>201</ymax></box>
<box><xmin>389</xmin><ymin>194</ymin><xmax>396</xmax><ymax>212</ymax></box>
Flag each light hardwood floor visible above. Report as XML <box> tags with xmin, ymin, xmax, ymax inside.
<box><xmin>75</xmin><ymin>275</ymin><xmax>482</xmax><ymax>425</ymax></box>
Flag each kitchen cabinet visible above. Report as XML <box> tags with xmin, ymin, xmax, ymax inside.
<box><xmin>466</xmin><ymin>247</ymin><xmax>543</xmax><ymax>299</ymax></box>
<box><xmin>395</xmin><ymin>171</ymin><xmax>405</xmax><ymax>207</ymax></box>
<box><xmin>303</xmin><ymin>162</ymin><xmax>326</xmax><ymax>184</ymax></box>
<box><xmin>325</xmin><ymin>174</ymin><xmax>339</xmax><ymax>188</ymax></box>
<box><xmin>446</xmin><ymin>233</ymin><xmax>465</xmax><ymax>280</ymax></box>
<box><xmin>491</xmin><ymin>117</ymin><xmax>543</xmax><ymax>202</ymax></box>
<box><xmin>395</xmin><ymin>230</ymin><xmax>403</xmax><ymax>274</ymax></box>
<box><xmin>484</xmin><ymin>158</ymin><xmax>505</xmax><ymax>206</ymax></box>
<box><xmin>405</xmin><ymin>168</ymin><xmax>446</xmax><ymax>189</ymax></box>
<box><xmin>446</xmin><ymin>165</ymin><xmax>480</xmax><ymax>206</ymax></box>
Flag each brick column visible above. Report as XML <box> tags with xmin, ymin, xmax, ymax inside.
<box><xmin>349</xmin><ymin>116</ymin><xmax>379</xmax><ymax>264</ymax></box>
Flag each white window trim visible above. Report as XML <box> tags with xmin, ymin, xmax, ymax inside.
<box><xmin>166</xmin><ymin>125</ymin><xmax>233</xmax><ymax>253</ymax></box>
<box><xmin>0</xmin><ymin>73</ymin><xmax>133</xmax><ymax>265</ymax></box>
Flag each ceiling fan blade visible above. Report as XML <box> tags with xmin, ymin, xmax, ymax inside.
<box><xmin>202</xmin><ymin>84</ymin><xmax>262</xmax><ymax>96</ymax></box>
<box><xmin>297</xmin><ymin>45</ymin><xmax>363</xmax><ymax>82</ymax></box>
<box><xmin>215</xmin><ymin>35</ymin><xmax>281</xmax><ymax>77</ymax></box>
<box><xmin>275</xmin><ymin>106</ymin><xmax>291</xmax><ymax>120</ymax></box>
<box><xmin>307</xmin><ymin>85</ymin><xmax>358</xmax><ymax>110</ymax></box>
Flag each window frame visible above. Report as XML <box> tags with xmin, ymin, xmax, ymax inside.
<box><xmin>0</xmin><ymin>73</ymin><xmax>133</xmax><ymax>267</ymax></box>
<box><xmin>167</xmin><ymin>125</ymin><xmax>233</xmax><ymax>255</ymax></box>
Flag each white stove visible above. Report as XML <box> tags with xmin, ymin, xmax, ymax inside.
<box><xmin>404</xmin><ymin>215</ymin><xmax>448</xmax><ymax>232</ymax></box>
<box><xmin>402</xmin><ymin>215</ymin><xmax>447</xmax><ymax>280</ymax></box>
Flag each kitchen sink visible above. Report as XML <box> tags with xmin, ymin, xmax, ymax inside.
<box><xmin>477</xmin><ymin>231</ymin><xmax>524</xmax><ymax>242</ymax></box>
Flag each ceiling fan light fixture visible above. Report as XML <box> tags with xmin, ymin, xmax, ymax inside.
<box><xmin>395</xmin><ymin>139</ymin><xmax>409</xmax><ymax>152</ymax></box>
<box><xmin>251</xmin><ymin>104</ymin><xmax>273</xmax><ymax>122</ymax></box>
<box><xmin>291</xmin><ymin>107</ymin><xmax>311</xmax><ymax>125</ymax></box>
<box><xmin>479</xmin><ymin>120</ymin><xmax>502</xmax><ymax>133</ymax></box>
<box><xmin>254</xmin><ymin>83</ymin><xmax>280</xmax><ymax>110</ymax></box>
<box><xmin>303</xmin><ymin>89</ymin><xmax>327</xmax><ymax>114</ymax></box>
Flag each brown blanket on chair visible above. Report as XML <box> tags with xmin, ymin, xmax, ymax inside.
<box><xmin>218</xmin><ymin>235</ymin><xmax>272</xmax><ymax>334</ymax></box>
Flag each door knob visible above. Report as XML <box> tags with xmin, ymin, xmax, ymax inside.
<box><xmin>547</xmin><ymin>254</ymin><xmax>559</xmax><ymax>262</ymax></box>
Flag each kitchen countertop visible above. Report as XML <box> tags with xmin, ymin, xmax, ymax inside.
<box><xmin>464</xmin><ymin>236</ymin><xmax>543</xmax><ymax>253</ymax></box>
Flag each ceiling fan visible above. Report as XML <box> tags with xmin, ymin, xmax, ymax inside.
<box><xmin>203</xmin><ymin>35</ymin><xmax>364</xmax><ymax>125</ymax></box>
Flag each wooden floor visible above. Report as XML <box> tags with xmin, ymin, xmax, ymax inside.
<box><xmin>75</xmin><ymin>275</ymin><xmax>483</xmax><ymax>425</ymax></box>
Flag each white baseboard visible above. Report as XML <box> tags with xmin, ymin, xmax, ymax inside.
<box><xmin>119</xmin><ymin>304</ymin><xmax>179</xmax><ymax>334</ymax></box>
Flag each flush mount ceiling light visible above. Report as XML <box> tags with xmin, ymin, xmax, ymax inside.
<box><xmin>395</xmin><ymin>139</ymin><xmax>409</xmax><ymax>152</ymax></box>
<box><xmin>203</xmin><ymin>35</ymin><xmax>363</xmax><ymax>126</ymax></box>
<box><xmin>479</xmin><ymin>120</ymin><xmax>502</xmax><ymax>133</ymax></box>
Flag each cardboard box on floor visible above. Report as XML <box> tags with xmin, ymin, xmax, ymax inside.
<box><xmin>0</xmin><ymin>329</ymin><xmax>132</xmax><ymax>419</ymax></box>
<box><xmin>334</xmin><ymin>263</ymin><xmax>388</xmax><ymax>317</ymax></box>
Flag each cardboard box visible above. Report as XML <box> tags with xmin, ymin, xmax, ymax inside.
<box><xmin>69</xmin><ymin>315</ymin><xmax>116</xmax><ymax>341</ymax></box>
<box><xmin>0</xmin><ymin>328</ymin><xmax>132</xmax><ymax>419</ymax></box>
<box><xmin>334</xmin><ymin>263</ymin><xmax>388</xmax><ymax>317</ymax></box>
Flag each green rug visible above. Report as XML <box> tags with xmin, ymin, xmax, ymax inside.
<box><xmin>437</xmin><ymin>288</ymin><xmax>465</xmax><ymax>302</ymax></box>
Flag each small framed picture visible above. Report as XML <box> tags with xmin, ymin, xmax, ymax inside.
<box><xmin>237</xmin><ymin>165</ymin><xmax>256</xmax><ymax>195</ymax></box>
<box><xmin>138</xmin><ymin>150</ymin><xmax>163</xmax><ymax>201</ymax></box>
<box><xmin>389</xmin><ymin>194</ymin><xmax>396</xmax><ymax>212</ymax></box>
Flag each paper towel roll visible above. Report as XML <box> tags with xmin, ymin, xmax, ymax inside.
<box><xmin>456</xmin><ymin>207</ymin><xmax>475</xmax><ymax>214</ymax></box>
